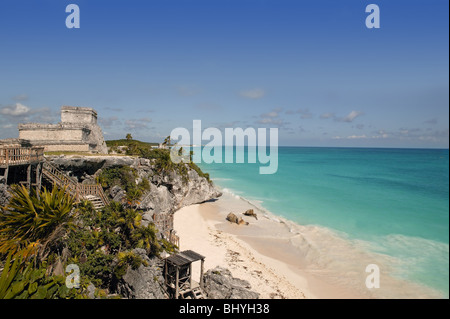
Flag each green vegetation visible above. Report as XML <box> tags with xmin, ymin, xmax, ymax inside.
<box><xmin>0</xmin><ymin>186</ymin><xmax>87</xmax><ymax>298</ymax></box>
<box><xmin>0</xmin><ymin>184</ymin><xmax>175</xmax><ymax>299</ymax></box>
<box><xmin>188</xmin><ymin>161</ymin><xmax>211</xmax><ymax>183</ymax></box>
<box><xmin>96</xmin><ymin>166</ymin><xmax>138</xmax><ymax>190</ymax></box>
<box><xmin>106</xmin><ymin>138</ymin><xmax>211</xmax><ymax>184</ymax></box>
<box><xmin>0</xmin><ymin>253</ymin><xmax>85</xmax><ymax>299</ymax></box>
<box><xmin>0</xmin><ymin>185</ymin><xmax>75</xmax><ymax>259</ymax></box>
<box><xmin>96</xmin><ymin>166</ymin><xmax>150</xmax><ymax>206</ymax></box>
<box><xmin>0</xmin><ymin>136</ymin><xmax>212</xmax><ymax>299</ymax></box>
<box><xmin>106</xmin><ymin>139</ymin><xmax>159</xmax><ymax>155</ymax></box>
<box><xmin>66</xmin><ymin>200</ymin><xmax>163</xmax><ymax>290</ymax></box>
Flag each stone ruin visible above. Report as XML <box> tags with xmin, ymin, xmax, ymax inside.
<box><xmin>18</xmin><ymin>106</ymin><xmax>108</xmax><ymax>154</ymax></box>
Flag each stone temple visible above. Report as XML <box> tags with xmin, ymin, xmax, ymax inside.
<box><xmin>18</xmin><ymin>106</ymin><xmax>108</xmax><ymax>154</ymax></box>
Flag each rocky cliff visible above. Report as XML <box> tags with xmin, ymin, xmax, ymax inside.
<box><xmin>1</xmin><ymin>155</ymin><xmax>260</xmax><ymax>299</ymax></box>
<box><xmin>46</xmin><ymin>155</ymin><xmax>222</xmax><ymax>215</ymax></box>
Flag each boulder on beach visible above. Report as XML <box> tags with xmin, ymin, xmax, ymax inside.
<box><xmin>243</xmin><ymin>209</ymin><xmax>258</xmax><ymax>220</ymax></box>
<box><xmin>203</xmin><ymin>266</ymin><xmax>259</xmax><ymax>299</ymax></box>
<box><xmin>226</xmin><ymin>212</ymin><xmax>248</xmax><ymax>226</ymax></box>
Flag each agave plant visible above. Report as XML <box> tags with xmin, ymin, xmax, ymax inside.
<box><xmin>0</xmin><ymin>184</ymin><xmax>75</xmax><ymax>259</ymax></box>
<box><xmin>0</xmin><ymin>252</ymin><xmax>24</xmax><ymax>299</ymax></box>
<box><xmin>131</xmin><ymin>223</ymin><xmax>161</xmax><ymax>255</ymax></box>
<box><xmin>113</xmin><ymin>250</ymin><xmax>147</xmax><ymax>279</ymax></box>
<box><xmin>125</xmin><ymin>187</ymin><xmax>142</xmax><ymax>208</ymax></box>
<box><xmin>0</xmin><ymin>251</ymin><xmax>86</xmax><ymax>299</ymax></box>
<box><xmin>117</xmin><ymin>208</ymin><xmax>142</xmax><ymax>233</ymax></box>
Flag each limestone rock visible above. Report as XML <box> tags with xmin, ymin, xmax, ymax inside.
<box><xmin>203</xmin><ymin>267</ymin><xmax>259</xmax><ymax>299</ymax></box>
<box><xmin>46</xmin><ymin>155</ymin><xmax>138</xmax><ymax>180</ymax></box>
<box><xmin>46</xmin><ymin>156</ymin><xmax>221</xmax><ymax>212</ymax></box>
<box><xmin>116</xmin><ymin>249</ymin><xmax>167</xmax><ymax>299</ymax></box>
<box><xmin>0</xmin><ymin>184</ymin><xmax>12</xmax><ymax>207</ymax></box>
<box><xmin>226</xmin><ymin>213</ymin><xmax>248</xmax><ymax>226</ymax></box>
<box><xmin>110</xmin><ymin>185</ymin><xmax>126</xmax><ymax>203</ymax></box>
<box><xmin>243</xmin><ymin>209</ymin><xmax>258</xmax><ymax>220</ymax></box>
<box><xmin>139</xmin><ymin>184</ymin><xmax>174</xmax><ymax>213</ymax></box>
<box><xmin>87</xmin><ymin>283</ymin><xmax>96</xmax><ymax>299</ymax></box>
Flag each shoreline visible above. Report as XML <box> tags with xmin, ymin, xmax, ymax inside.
<box><xmin>174</xmin><ymin>190</ymin><xmax>445</xmax><ymax>299</ymax></box>
<box><xmin>174</xmin><ymin>192</ymin><xmax>365</xmax><ymax>299</ymax></box>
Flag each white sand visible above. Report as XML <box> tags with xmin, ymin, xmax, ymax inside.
<box><xmin>173</xmin><ymin>194</ymin><xmax>364</xmax><ymax>299</ymax></box>
<box><xmin>174</xmin><ymin>191</ymin><xmax>444</xmax><ymax>299</ymax></box>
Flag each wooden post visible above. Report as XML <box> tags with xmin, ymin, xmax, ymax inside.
<box><xmin>164</xmin><ymin>260</ymin><xmax>168</xmax><ymax>291</ymax></box>
<box><xmin>4</xmin><ymin>166</ymin><xmax>9</xmax><ymax>185</ymax></box>
<box><xmin>36</xmin><ymin>163</ymin><xmax>41</xmax><ymax>199</ymax></box>
<box><xmin>189</xmin><ymin>263</ymin><xmax>193</xmax><ymax>289</ymax></box>
<box><xmin>175</xmin><ymin>266</ymin><xmax>180</xmax><ymax>299</ymax></box>
<box><xmin>27</xmin><ymin>164</ymin><xmax>31</xmax><ymax>190</ymax></box>
<box><xmin>200</xmin><ymin>259</ymin><xmax>204</xmax><ymax>289</ymax></box>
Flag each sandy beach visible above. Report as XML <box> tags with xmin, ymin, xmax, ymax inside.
<box><xmin>174</xmin><ymin>189</ymin><xmax>445</xmax><ymax>299</ymax></box>
<box><xmin>174</xmin><ymin>191</ymin><xmax>366</xmax><ymax>299</ymax></box>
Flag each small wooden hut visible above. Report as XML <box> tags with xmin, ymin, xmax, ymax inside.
<box><xmin>164</xmin><ymin>250</ymin><xmax>205</xmax><ymax>299</ymax></box>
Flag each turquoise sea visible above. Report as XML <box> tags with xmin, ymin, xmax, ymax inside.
<box><xmin>196</xmin><ymin>147</ymin><xmax>449</xmax><ymax>298</ymax></box>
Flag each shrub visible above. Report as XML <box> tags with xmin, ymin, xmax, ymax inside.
<box><xmin>0</xmin><ymin>252</ymin><xmax>86</xmax><ymax>299</ymax></box>
<box><xmin>0</xmin><ymin>185</ymin><xmax>74</xmax><ymax>259</ymax></box>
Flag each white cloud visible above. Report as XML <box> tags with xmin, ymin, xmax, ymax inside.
<box><xmin>0</xmin><ymin>103</ymin><xmax>31</xmax><ymax>116</ymax></box>
<box><xmin>286</xmin><ymin>108</ymin><xmax>313</xmax><ymax>119</ymax></box>
<box><xmin>320</xmin><ymin>112</ymin><xmax>335</xmax><ymax>119</ymax></box>
<box><xmin>256</xmin><ymin>108</ymin><xmax>288</xmax><ymax>127</ymax></box>
<box><xmin>265</xmin><ymin>111</ymin><xmax>278</xmax><ymax>118</ymax></box>
<box><xmin>332</xmin><ymin>133</ymin><xmax>389</xmax><ymax>140</ymax></box>
<box><xmin>341</xmin><ymin>110</ymin><xmax>363</xmax><ymax>123</ymax></box>
<box><xmin>239</xmin><ymin>88</ymin><xmax>265</xmax><ymax>99</ymax></box>
<box><xmin>124</xmin><ymin>118</ymin><xmax>152</xmax><ymax>130</ymax></box>
<box><xmin>99</xmin><ymin>116</ymin><xmax>120</xmax><ymax>128</ymax></box>
<box><xmin>347</xmin><ymin>134</ymin><xmax>367</xmax><ymax>139</ymax></box>
<box><xmin>320</xmin><ymin>111</ymin><xmax>363</xmax><ymax>122</ymax></box>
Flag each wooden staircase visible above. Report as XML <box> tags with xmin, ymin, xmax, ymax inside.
<box><xmin>41</xmin><ymin>160</ymin><xmax>110</xmax><ymax>210</ymax></box>
<box><xmin>84</xmin><ymin>195</ymin><xmax>106</xmax><ymax>211</ymax></box>
<box><xmin>191</xmin><ymin>287</ymin><xmax>205</xmax><ymax>299</ymax></box>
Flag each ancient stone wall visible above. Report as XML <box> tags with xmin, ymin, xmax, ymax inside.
<box><xmin>18</xmin><ymin>106</ymin><xmax>107</xmax><ymax>154</ymax></box>
<box><xmin>61</xmin><ymin>106</ymin><xmax>98</xmax><ymax>124</ymax></box>
<box><xmin>18</xmin><ymin>124</ymin><xmax>87</xmax><ymax>142</ymax></box>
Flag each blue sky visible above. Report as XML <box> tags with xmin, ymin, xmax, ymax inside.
<box><xmin>0</xmin><ymin>0</ymin><xmax>448</xmax><ymax>148</ymax></box>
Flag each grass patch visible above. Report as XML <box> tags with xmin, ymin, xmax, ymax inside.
<box><xmin>44</xmin><ymin>151</ymin><xmax>132</xmax><ymax>157</ymax></box>
<box><xmin>106</xmin><ymin>139</ymin><xmax>159</xmax><ymax>148</ymax></box>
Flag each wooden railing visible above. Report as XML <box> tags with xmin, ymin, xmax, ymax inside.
<box><xmin>162</xmin><ymin>229</ymin><xmax>179</xmax><ymax>248</ymax></box>
<box><xmin>0</xmin><ymin>146</ymin><xmax>44</xmax><ymax>166</ymax></box>
<box><xmin>42</xmin><ymin>160</ymin><xmax>110</xmax><ymax>207</ymax></box>
<box><xmin>42</xmin><ymin>161</ymin><xmax>79</xmax><ymax>196</ymax></box>
<box><xmin>78</xmin><ymin>184</ymin><xmax>110</xmax><ymax>206</ymax></box>
<box><xmin>153</xmin><ymin>212</ymin><xmax>174</xmax><ymax>233</ymax></box>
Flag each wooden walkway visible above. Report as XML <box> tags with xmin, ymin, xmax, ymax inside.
<box><xmin>41</xmin><ymin>160</ymin><xmax>110</xmax><ymax>209</ymax></box>
<box><xmin>1</xmin><ymin>145</ymin><xmax>179</xmax><ymax>245</ymax></box>
<box><xmin>1</xmin><ymin>145</ymin><xmax>110</xmax><ymax>209</ymax></box>
<box><xmin>0</xmin><ymin>145</ymin><xmax>44</xmax><ymax>167</ymax></box>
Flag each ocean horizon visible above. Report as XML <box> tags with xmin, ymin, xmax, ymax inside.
<box><xmin>196</xmin><ymin>146</ymin><xmax>449</xmax><ymax>298</ymax></box>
